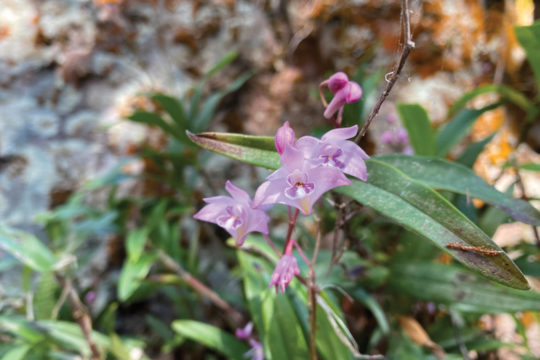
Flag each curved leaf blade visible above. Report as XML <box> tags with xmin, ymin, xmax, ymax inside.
<box><xmin>389</xmin><ymin>262</ymin><xmax>540</xmax><ymax>313</ymax></box>
<box><xmin>336</xmin><ymin>159</ymin><xmax>528</xmax><ymax>290</ymax></box>
<box><xmin>376</xmin><ymin>154</ymin><xmax>540</xmax><ymax>226</ymax></box>
<box><xmin>436</xmin><ymin>103</ymin><xmax>500</xmax><ymax>157</ymax></box>
<box><xmin>0</xmin><ymin>226</ymin><xmax>58</xmax><ymax>272</ymax></box>
<box><xmin>447</xmin><ymin>84</ymin><xmax>536</xmax><ymax>120</ymax></box>
<box><xmin>187</xmin><ymin>131</ymin><xmax>280</xmax><ymax>169</ymax></box>
<box><xmin>397</xmin><ymin>104</ymin><xmax>436</xmax><ymax>156</ymax></box>
<box><xmin>172</xmin><ymin>320</ymin><xmax>249</xmax><ymax>360</ymax></box>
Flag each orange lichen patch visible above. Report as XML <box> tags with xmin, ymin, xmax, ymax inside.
<box><xmin>471</xmin><ymin>106</ymin><xmax>505</xmax><ymax>141</ymax></box>
<box><xmin>515</xmin><ymin>0</ymin><xmax>535</xmax><ymax>26</ymax></box>
<box><xmin>95</xmin><ymin>0</ymin><xmax>123</xmax><ymax>5</ymax></box>
<box><xmin>487</xmin><ymin>131</ymin><xmax>515</xmax><ymax>165</ymax></box>
<box><xmin>410</xmin><ymin>0</ymin><xmax>486</xmax><ymax>76</ymax></box>
<box><xmin>520</xmin><ymin>311</ymin><xmax>538</xmax><ymax>329</ymax></box>
<box><xmin>0</xmin><ymin>26</ymin><xmax>10</xmax><ymax>40</ymax></box>
<box><xmin>118</xmin><ymin>96</ymin><xmax>156</xmax><ymax>118</ymax></box>
<box><xmin>436</xmin><ymin>252</ymin><xmax>452</xmax><ymax>265</ymax></box>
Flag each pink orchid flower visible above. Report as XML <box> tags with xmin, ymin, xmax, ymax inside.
<box><xmin>194</xmin><ymin>181</ymin><xmax>269</xmax><ymax>246</ymax></box>
<box><xmin>296</xmin><ymin>125</ymin><xmax>370</xmax><ymax>181</ymax></box>
<box><xmin>254</xmin><ymin>144</ymin><xmax>351</xmax><ymax>215</ymax></box>
<box><xmin>319</xmin><ymin>72</ymin><xmax>362</xmax><ymax>126</ymax></box>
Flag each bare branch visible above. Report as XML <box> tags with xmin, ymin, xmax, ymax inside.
<box><xmin>355</xmin><ymin>0</ymin><xmax>415</xmax><ymax>142</ymax></box>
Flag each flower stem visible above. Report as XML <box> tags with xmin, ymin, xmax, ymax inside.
<box><xmin>283</xmin><ymin>208</ymin><xmax>300</xmax><ymax>253</ymax></box>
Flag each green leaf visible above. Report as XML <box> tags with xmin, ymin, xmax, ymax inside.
<box><xmin>515</xmin><ymin>21</ymin><xmax>540</xmax><ymax>93</ymax></box>
<box><xmin>205</xmin><ymin>51</ymin><xmax>238</xmax><ymax>78</ymax></box>
<box><xmin>397</xmin><ymin>104</ymin><xmax>435</xmax><ymax>156</ymax></box>
<box><xmin>376</xmin><ymin>154</ymin><xmax>540</xmax><ymax>225</ymax></box>
<box><xmin>389</xmin><ymin>262</ymin><xmax>540</xmax><ymax>313</ymax></box>
<box><xmin>335</xmin><ymin>159</ymin><xmax>528</xmax><ymax>290</ymax></box>
<box><xmin>436</xmin><ymin>103</ymin><xmax>500</xmax><ymax>157</ymax></box>
<box><xmin>348</xmin><ymin>288</ymin><xmax>389</xmax><ymax>335</ymax></box>
<box><xmin>150</xmin><ymin>93</ymin><xmax>188</xmax><ymax>129</ymax></box>
<box><xmin>192</xmin><ymin>72</ymin><xmax>252</xmax><ymax>133</ymax></box>
<box><xmin>0</xmin><ymin>226</ymin><xmax>58</xmax><ymax>272</ymax></box>
<box><xmin>126</xmin><ymin>228</ymin><xmax>148</xmax><ymax>262</ymax></box>
<box><xmin>457</xmin><ymin>133</ymin><xmax>496</xmax><ymax>168</ymax></box>
<box><xmin>238</xmin><ymin>250</ymin><xmax>309</xmax><ymax>360</ymax></box>
<box><xmin>448</xmin><ymin>84</ymin><xmax>536</xmax><ymax>120</ymax></box>
<box><xmin>172</xmin><ymin>320</ymin><xmax>248</xmax><ymax>360</ymax></box>
<box><xmin>118</xmin><ymin>253</ymin><xmax>155</xmax><ymax>301</ymax></box>
<box><xmin>514</xmin><ymin>162</ymin><xmax>540</xmax><ymax>172</ymax></box>
<box><xmin>187</xmin><ymin>131</ymin><xmax>281</xmax><ymax>169</ymax></box>
<box><xmin>1</xmin><ymin>344</ymin><xmax>32</xmax><ymax>360</ymax></box>
<box><xmin>127</xmin><ymin>111</ymin><xmax>184</xmax><ymax>141</ymax></box>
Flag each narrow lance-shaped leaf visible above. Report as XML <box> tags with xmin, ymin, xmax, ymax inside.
<box><xmin>389</xmin><ymin>262</ymin><xmax>540</xmax><ymax>313</ymax></box>
<box><xmin>187</xmin><ymin>131</ymin><xmax>280</xmax><ymax>169</ymax></box>
<box><xmin>515</xmin><ymin>21</ymin><xmax>540</xmax><ymax>95</ymax></box>
<box><xmin>397</xmin><ymin>103</ymin><xmax>436</xmax><ymax>156</ymax></box>
<box><xmin>172</xmin><ymin>320</ymin><xmax>249</xmax><ymax>360</ymax></box>
<box><xmin>436</xmin><ymin>103</ymin><xmax>500</xmax><ymax>157</ymax></box>
<box><xmin>0</xmin><ymin>225</ymin><xmax>58</xmax><ymax>272</ymax></box>
<box><xmin>447</xmin><ymin>84</ymin><xmax>536</xmax><ymax>121</ymax></box>
<box><xmin>376</xmin><ymin>154</ymin><xmax>540</xmax><ymax>226</ymax></box>
<box><xmin>336</xmin><ymin>159</ymin><xmax>528</xmax><ymax>290</ymax></box>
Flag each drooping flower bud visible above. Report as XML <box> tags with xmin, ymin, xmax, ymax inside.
<box><xmin>327</xmin><ymin>72</ymin><xmax>349</xmax><ymax>94</ymax></box>
<box><xmin>344</xmin><ymin>82</ymin><xmax>362</xmax><ymax>103</ymax></box>
<box><xmin>274</xmin><ymin>121</ymin><xmax>295</xmax><ymax>155</ymax></box>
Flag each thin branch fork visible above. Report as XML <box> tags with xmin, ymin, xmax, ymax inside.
<box><xmin>355</xmin><ymin>0</ymin><xmax>415</xmax><ymax>142</ymax></box>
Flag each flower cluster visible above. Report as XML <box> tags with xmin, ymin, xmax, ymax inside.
<box><xmin>194</xmin><ymin>72</ymin><xmax>367</xmax><ymax>296</ymax></box>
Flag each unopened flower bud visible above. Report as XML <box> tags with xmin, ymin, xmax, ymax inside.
<box><xmin>327</xmin><ymin>72</ymin><xmax>349</xmax><ymax>94</ymax></box>
<box><xmin>344</xmin><ymin>82</ymin><xmax>362</xmax><ymax>103</ymax></box>
<box><xmin>275</xmin><ymin>121</ymin><xmax>295</xmax><ymax>155</ymax></box>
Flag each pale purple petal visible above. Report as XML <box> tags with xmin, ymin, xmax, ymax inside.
<box><xmin>246</xmin><ymin>339</ymin><xmax>264</xmax><ymax>360</ymax></box>
<box><xmin>323</xmin><ymin>90</ymin><xmax>346</xmax><ymax>119</ymax></box>
<box><xmin>344</xmin><ymin>81</ymin><xmax>362</xmax><ymax>103</ymax></box>
<box><xmin>280</xmin><ymin>144</ymin><xmax>306</xmax><ymax>172</ymax></box>
<box><xmin>327</xmin><ymin>72</ymin><xmax>349</xmax><ymax>94</ymax></box>
<box><xmin>193</xmin><ymin>202</ymin><xmax>229</xmax><ymax>223</ymax></box>
<box><xmin>295</xmin><ymin>136</ymin><xmax>320</xmax><ymax>159</ymax></box>
<box><xmin>380</xmin><ymin>130</ymin><xmax>395</xmax><ymax>144</ymax></box>
<box><xmin>339</xmin><ymin>142</ymin><xmax>368</xmax><ymax>179</ymax></box>
<box><xmin>307</xmin><ymin>166</ymin><xmax>351</xmax><ymax>203</ymax></box>
<box><xmin>253</xmin><ymin>179</ymin><xmax>285</xmax><ymax>209</ymax></box>
<box><xmin>235</xmin><ymin>322</ymin><xmax>253</xmax><ymax>340</ymax></box>
<box><xmin>321</xmin><ymin>125</ymin><xmax>358</xmax><ymax>142</ymax></box>
<box><xmin>225</xmin><ymin>181</ymin><xmax>251</xmax><ymax>204</ymax></box>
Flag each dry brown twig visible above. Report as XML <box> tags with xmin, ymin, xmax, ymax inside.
<box><xmin>56</xmin><ymin>276</ymin><xmax>102</xmax><ymax>360</ymax></box>
<box><xmin>355</xmin><ymin>0</ymin><xmax>415</xmax><ymax>143</ymax></box>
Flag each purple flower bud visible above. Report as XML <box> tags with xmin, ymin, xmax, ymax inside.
<box><xmin>274</xmin><ymin>121</ymin><xmax>295</xmax><ymax>155</ymax></box>
<box><xmin>396</xmin><ymin>128</ymin><xmax>409</xmax><ymax>143</ymax></box>
<box><xmin>344</xmin><ymin>81</ymin><xmax>362</xmax><ymax>103</ymax></box>
<box><xmin>269</xmin><ymin>254</ymin><xmax>300</xmax><ymax>293</ymax></box>
<box><xmin>327</xmin><ymin>72</ymin><xmax>349</xmax><ymax>94</ymax></box>
<box><xmin>380</xmin><ymin>130</ymin><xmax>395</xmax><ymax>144</ymax></box>
<box><xmin>323</xmin><ymin>81</ymin><xmax>362</xmax><ymax>121</ymax></box>
<box><xmin>386</xmin><ymin>114</ymin><xmax>397</xmax><ymax>124</ymax></box>
<box><xmin>246</xmin><ymin>339</ymin><xmax>264</xmax><ymax>360</ymax></box>
<box><xmin>235</xmin><ymin>322</ymin><xmax>253</xmax><ymax>340</ymax></box>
